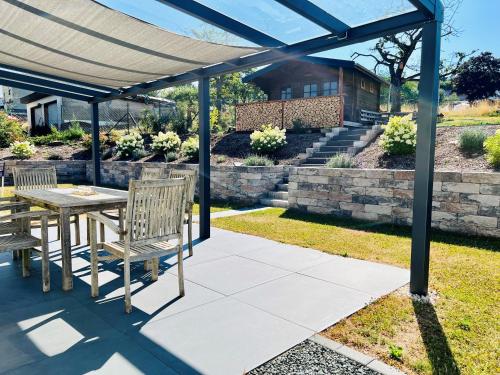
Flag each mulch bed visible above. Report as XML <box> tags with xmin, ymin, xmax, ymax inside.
<box><xmin>0</xmin><ymin>143</ymin><xmax>90</xmax><ymax>161</ymax></box>
<box><xmin>354</xmin><ymin>125</ymin><xmax>500</xmax><ymax>172</ymax></box>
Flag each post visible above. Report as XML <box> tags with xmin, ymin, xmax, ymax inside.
<box><xmin>198</xmin><ymin>77</ymin><xmax>211</xmax><ymax>239</ymax></box>
<box><xmin>410</xmin><ymin>20</ymin><xmax>441</xmax><ymax>295</ymax></box>
<box><xmin>339</xmin><ymin>67</ymin><xmax>344</xmax><ymax>127</ymax></box>
<box><xmin>91</xmin><ymin>102</ymin><xmax>101</xmax><ymax>186</ymax></box>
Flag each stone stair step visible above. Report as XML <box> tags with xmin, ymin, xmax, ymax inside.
<box><xmin>276</xmin><ymin>183</ymin><xmax>289</xmax><ymax>191</ymax></box>
<box><xmin>303</xmin><ymin>158</ymin><xmax>328</xmax><ymax>164</ymax></box>
<box><xmin>319</xmin><ymin>146</ymin><xmax>349</xmax><ymax>152</ymax></box>
<box><xmin>260</xmin><ymin>198</ymin><xmax>289</xmax><ymax>208</ymax></box>
<box><xmin>332</xmin><ymin>134</ymin><xmax>366</xmax><ymax>141</ymax></box>
<box><xmin>323</xmin><ymin>139</ymin><xmax>355</xmax><ymax>146</ymax></box>
<box><xmin>312</xmin><ymin>151</ymin><xmax>342</xmax><ymax>158</ymax></box>
<box><xmin>268</xmin><ymin>191</ymin><xmax>288</xmax><ymax>200</ymax></box>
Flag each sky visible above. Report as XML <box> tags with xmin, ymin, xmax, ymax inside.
<box><xmin>98</xmin><ymin>0</ymin><xmax>500</xmax><ymax>75</ymax></box>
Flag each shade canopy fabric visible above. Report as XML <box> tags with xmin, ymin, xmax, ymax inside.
<box><xmin>0</xmin><ymin>0</ymin><xmax>261</xmax><ymax>89</ymax></box>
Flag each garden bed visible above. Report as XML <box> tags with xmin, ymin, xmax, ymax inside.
<box><xmin>355</xmin><ymin>125</ymin><xmax>500</xmax><ymax>172</ymax></box>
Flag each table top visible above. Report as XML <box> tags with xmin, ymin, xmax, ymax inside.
<box><xmin>14</xmin><ymin>186</ymin><xmax>128</xmax><ymax>208</ymax></box>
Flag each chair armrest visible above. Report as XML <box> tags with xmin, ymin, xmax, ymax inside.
<box><xmin>0</xmin><ymin>196</ymin><xmax>15</xmax><ymax>202</ymax></box>
<box><xmin>87</xmin><ymin>212</ymin><xmax>126</xmax><ymax>235</ymax></box>
<box><xmin>0</xmin><ymin>210</ymin><xmax>55</xmax><ymax>222</ymax></box>
<box><xmin>0</xmin><ymin>201</ymin><xmax>30</xmax><ymax>211</ymax></box>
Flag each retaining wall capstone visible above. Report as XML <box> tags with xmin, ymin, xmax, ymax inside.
<box><xmin>288</xmin><ymin>167</ymin><xmax>500</xmax><ymax>238</ymax></box>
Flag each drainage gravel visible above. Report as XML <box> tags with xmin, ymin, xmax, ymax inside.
<box><xmin>249</xmin><ymin>340</ymin><xmax>379</xmax><ymax>375</ymax></box>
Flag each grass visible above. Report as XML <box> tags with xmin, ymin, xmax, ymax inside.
<box><xmin>212</xmin><ymin>208</ymin><xmax>500</xmax><ymax>375</ymax></box>
<box><xmin>438</xmin><ymin>116</ymin><xmax>500</xmax><ymax>127</ymax></box>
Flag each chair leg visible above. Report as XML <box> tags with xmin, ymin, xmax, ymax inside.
<box><xmin>118</xmin><ymin>208</ymin><xmax>124</xmax><ymax>241</ymax></box>
<box><xmin>74</xmin><ymin>215</ymin><xmax>81</xmax><ymax>246</ymax></box>
<box><xmin>89</xmin><ymin>219</ymin><xmax>99</xmax><ymax>298</ymax></box>
<box><xmin>41</xmin><ymin>216</ymin><xmax>50</xmax><ymax>292</ymax></box>
<box><xmin>86</xmin><ymin>217</ymin><xmax>90</xmax><ymax>245</ymax></box>
<box><xmin>22</xmin><ymin>249</ymin><xmax>30</xmax><ymax>278</ymax></box>
<box><xmin>100</xmin><ymin>222</ymin><xmax>105</xmax><ymax>243</ymax></box>
<box><xmin>124</xmin><ymin>258</ymin><xmax>132</xmax><ymax>314</ymax></box>
<box><xmin>56</xmin><ymin>221</ymin><xmax>61</xmax><ymax>241</ymax></box>
<box><xmin>177</xmin><ymin>248</ymin><xmax>185</xmax><ymax>297</ymax></box>
<box><xmin>12</xmin><ymin>250</ymin><xmax>21</xmax><ymax>261</ymax></box>
<box><xmin>151</xmin><ymin>258</ymin><xmax>159</xmax><ymax>282</ymax></box>
<box><xmin>144</xmin><ymin>260</ymin><xmax>151</xmax><ymax>271</ymax></box>
<box><xmin>188</xmin><ymin>212</ymin><xmax>193</xmax><ymax>257</ymax></box>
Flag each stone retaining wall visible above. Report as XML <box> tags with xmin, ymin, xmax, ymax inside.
<box><xmin>4</xmin><ymin>161</ymin><xmax>286</xmax><ymax>205</ymax></box>
<box><xmin>289</xmin><ymin>168</ymin><xmax>500</xmax><ymax>238</ymax></box>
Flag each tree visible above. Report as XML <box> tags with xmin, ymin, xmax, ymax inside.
<box><xmin>453</xmin><ymin>52</ymin><xmax>500</xmax><ymax>102</ymax></box>
<box><xmin>158</xmin><ymin>85</ymin><xmax>198</xmax><ymax>132</ymax></box>
<box><xmin>352</xmin><ymin>0</ymin><xmax>467</xmax><ymax>112</ymax></box>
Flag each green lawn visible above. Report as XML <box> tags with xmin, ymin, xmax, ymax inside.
<box><xmin>438</xmin><ymin>116</ymin><xmax>500</xmax><ymax>127</ymax></box>
<box><xmin>212</xmin><ymin>208</ymin><xmax>500</xmax><ymax>375</ymax></box>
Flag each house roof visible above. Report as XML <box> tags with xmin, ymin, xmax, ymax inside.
<box><xmin>243</xmin><ymin>56</ymin><xmax>387</xmax><ymax>84</ymax></box>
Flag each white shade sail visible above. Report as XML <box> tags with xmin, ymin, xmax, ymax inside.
<box><xmin>0</xmin><ymin>0</ymin><xmax>262</xmax><ymax>89</ymax></box>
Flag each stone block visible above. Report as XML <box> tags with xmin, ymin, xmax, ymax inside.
<box><xmin>461</xmin><ymin>194</ymin><xmax>499</xmax><ymax>207</ymax></box>
<box><xmin>339</xmin><ymin>202</ymin><xmax>364</xmax><ymax>212</ymax></box>
<box><xmin>479</xmin><ymin>184</ymin><xmax>500</xmax><ymax>195</ymax></box>
<box><xmin>441</xmin><ymin>182</ymin><xmax>480</xmax><ymax>194</ymax></box>
<box><xmin>342</xmin><ymin>186</ymin><xmax>366</xmax><ymax>195</ymax></box>
<box><xmin>364</xmin><ymin>204</ymin><xmax>392</xmax><ymax>215</ymax></box>
<box><xmin>328</xmin><ymin>192</ymin><xmax>352</xmax><ymax>202</ymax></box>
<box><xmin>440</xmin><ymin>202</ymin><xmax>478</xmax><ymax>215</ymax></box>
<box><xmin>365</xmin><ymin>187</ymin><xmax>394</xmax><ymax>197</ymax></box>
<box><xmin>432</xmin><ymin>211</ymin><xmax>457</xmax><ymax>221</ymax></box>
<box><xmin>352</xmin><ymin>211</ymin><xmax>379</xmax><ymax>221</ymax></box>
<box><xmin>352</xmin><ymin>178</ymin><xmax>379</xmax><ymax>187</ymax></box>
<box><xmin>461</xmin><ymin>172</ymin><xmax>500</xmax><ymax>184</ymax></box>
<box><xmin>364</xmin><ymin>169</ymin><xmax>394</xmax><ymax>179</ymax></box>
<box><xmin>394</xmin><ymin>189</ymin><xmax>413</xmax><ymax>199</ymax></box>
<box><xmin>459</xmin><ymin>215</ymin><xmax>498</xmax><ymax>228</ymax></box>
<box><xmin>379</xmin><ymin>179</ymin><xmax>409</xmax><ymax>189</ymax></box>
<box><xmin>435</xmin><ymin>171</ymin><xmax>462</xmax><ymax>182</ymax></box>
<box><xmin>394</xmin><ymin>170</ymin><xmax>414</xmax><ymax>180</ymax></box>
<box><xmin>338</xmin><ymin>169</ymin><xmax>365</xmax><ymax>178</ymax></box>
<box><xmin>432</xmin><ymin>191</ymin><xmax>460</xmax><ymax>203</ymax></box>
<box><xmin>478</xmin><ymin>205</ymin><xmax>500</xmax><ymax>217</ymax></box>
<box><xmin>393</xmin><ymin>207</ymin><xmax>413</xmax><ymax>218</ymax></box>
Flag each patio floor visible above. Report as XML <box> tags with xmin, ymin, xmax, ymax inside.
<box><xmin>0</xmin><ymin>217</ymin><xmax>409</xmax><ymax>375</ymax></box>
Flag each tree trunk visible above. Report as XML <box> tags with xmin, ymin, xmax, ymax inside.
<box><xmin>390</xmin><ymin>80</ymin><xmax>402</xmax><ymax>113</ymax></box>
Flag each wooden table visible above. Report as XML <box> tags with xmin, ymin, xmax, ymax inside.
<box><xmin>14</xmin><ymin>186</ymin><xmax>128</xmax><ymax>291</ymax></box>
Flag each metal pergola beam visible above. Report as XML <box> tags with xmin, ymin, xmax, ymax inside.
<box><xmin>0</xmin><ymin>68</ymin><xmax>110</xmax><ymax>98</ymax></box>
<box><xmin>154</xmin><ymin>0</ymin><xmax>285</xmax><ymax>48</ymax></box>
<box><xmin>93</xmin><ymin>10</ymin><xmax>430</xmax><ymax>103</ymax></box>
<box><xmin>410</xmin><ymin>19</ymin><xmax>441</xmax><ymax>295</ymax></box>
<box><xmin>0</xmin><ymin>78</ymin><xmax>91</xmax><ymax>102</ymax></box>
<box><xmin>408</xmin><ymin>0</ymin><xmax>437</xmax><ymax>18</ymax></box>
<box><xmin>274</xmin><ymin>0</ymin><xmax>349</xmax><ymax>34</ymax></box>
<box><xmin>90</xmin><ymin>102</ymin><xmax>101</xmax><ymax>186</ymax></box>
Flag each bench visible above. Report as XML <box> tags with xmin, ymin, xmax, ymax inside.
<box><xmin>360</xmin><ymin>110</ymin><xmax>388</xmax><ymax>125</ymax></box>
<box><xmin>0</xmin><ymin>161</ymin><xmax>4</xmax><ymax>190</ymax></box>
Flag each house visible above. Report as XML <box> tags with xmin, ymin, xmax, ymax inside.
<box><xmin>19</xmin><ymin>93</ymin><xmax>175</xmax><ymax>132</ymax></box>
<box><xmin>237</xmin><ymin>57</ymin><xmax>385</xmax><ymax>130</ymax></box>
<box><xmin>1</xmin><ymin>86</ymin><xmax>30</xmax><ymax>117</ymax></box>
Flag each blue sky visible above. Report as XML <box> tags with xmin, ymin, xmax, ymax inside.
<box><xmin>100</xmin><ymin>0</ymin><xmax>499</xmax><ymax>75</ymax></box>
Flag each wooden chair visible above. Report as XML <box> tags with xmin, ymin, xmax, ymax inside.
<box><xmin>88</xmin><ymin>178</ymin><xmax>188</xmax><ymax>313</ymax></box>
<box><xmin>0</xmin><ymin>208</ymin><xmax>53</xmax><ymax>292</ymax></box>
<box><xmin>140</xmin><ymin>166</ymin><xmax>170</xmax><ymax>180</ymax></box>
<box><xmin>13</xmin><ymin>167</ymin><xmax>81</xmax><ymax>246</ymax></box>
<box><xmin>170</xmin><ymin>169</ymin><xmax>198</xmax><ymax>256</ymax></box>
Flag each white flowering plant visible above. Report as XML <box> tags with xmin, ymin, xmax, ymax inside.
<box><xmin>10</xmin><ymin>141</ymin><xmax>36</xmax><ymax>159</ymax></box>
<box><xmin>379</xmin><ymin>115</ymin><xmax>417</xmax><ymax>155</ymax></box>
<box><xmin>181</xmin><ymin>135</ymin><xmax>199</xmax><ymax>161</ymax></box>
<box><xmin>116</xmin><ymin>133</ymin><xmax>144</xmax><ymax>158</ymax></box>
<box><xmin>250</xmin><ymin>124</ymin><xmax>287</xmax><ymax>155</ymax></box>
<box><xmin>152</xmin><ymin>131</ymin><xmax>181</xmax><ymax>156</ymax></box>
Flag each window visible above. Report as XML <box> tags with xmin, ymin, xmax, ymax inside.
<box><xmin>303</xmin><ymin>83</ymin><xmax>318</xmax><ymax>98</ymax></box>
<box><xmin>323</xmin><ymin>80</ymin><xmax>338</xmax><ymax>96</ymax></box>
<box><xmin>280</xmin><ymin>86</ymin><xmax>292</xmax><ymax>100</ymax></box>
<box><xmin>369</xmin><ymin>82</ymin><xmax>375</xmax><ymax>93</ymax></box>
<box><xmin>360</xmin><ymin>79</ymin><xmax>366</xmax><ymax>90</ymax></box>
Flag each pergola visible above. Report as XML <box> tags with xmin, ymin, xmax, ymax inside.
<box><xmin>0</xmin><ymin>0</ymin><xmax>442</xmax><ymax>295</ymax></box>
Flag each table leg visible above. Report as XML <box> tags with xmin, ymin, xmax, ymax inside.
<box><xmin>60</xmin><ymin>208</ymin><xmax>73</xmax><ymax>291</ymax></box>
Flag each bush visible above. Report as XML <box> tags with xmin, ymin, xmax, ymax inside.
<box><xmin>10</xmin><ymin>141</ymin><xmax>36</xmax><ymax>159</ymax></box>
<box><xmin>152</xmin><ymin>131</ymin><xmax>181</xmax><ymax>156</ymax></box>
<box><xmin>250</xmin><ymin>124</ymin><xmax>287</xmax><ymax>155</ymax></box>
<box><xmin>325</xmin><ymin>154</ymin><xmax>356</xmax><ymax>168</ymax></box>
<box><xmin>292</xmin><ymin>118</ymin><xmax>308</xmax><ymax>133</ymax></box>
<box><xmin>165</xmin><ymin>151</ymin><xmax>177</xmax><ymax>162</ymax></box>
<box><xmin>60</xmin><ymin>122</ymin><xmax>85</xmax><ymax>141</ymax></box>
<box><xmin>47</xmin><ymin>153</ymin><xmax>63</xmax><ymax>160</ymax></box>
<box><xmin>82</xmin><ymin>133</ymin><xmax>107</xmax><ymax>150</ymax></box>
<box><xmin>116</xmin><ymin>133</ymin><xmax>144</xmax><ymax>158</ymax></box>
<box><xmin>484</xmin><ymin>130</ymin><xmax>500</xmax><ymax>167</ymax></box>
<box><xmin>243</xmin><ymin>155</ymin><xmax>273</xmax><ymax>166</ymax></box>
<box><xmin>0</xmin><ymin>111</ymin><xmax>25</xmax><ymax>147</ymax></box>
<box><xmin>459</xmin><ymin>130</ymin><xmax>487</xmax><ymax>154</ymax></box>
<box><xmin>216</xmin><ymin>155</ymin><xmax>226</xmax><ymax>164</ymax></box>
<box><xmin>181</xmin><ymin>135</ymin><xmax>199</xmax><ymax>161</ymax></box>
<box><xmin>379</xmin><ymin>116</ymin><xmax>416</xmax><ymax>155</ymax></box>
<box><xmin>388</xmin><ymin>344</ymin><xmax>403</xmax><ymax>361</ymax></box>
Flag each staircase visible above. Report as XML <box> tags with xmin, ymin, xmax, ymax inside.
<box><xmin>260</xmin><ymin>175</ymin><xmax>289</xmax><ymax>208</ymax></box>
<box><xmin>301</xmin><ymin>123</ymin><xmax>383</xmax><ymax>166</ymax></box>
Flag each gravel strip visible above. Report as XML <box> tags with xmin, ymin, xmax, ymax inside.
<box><xmin>249</xmin><ymin>340</ymin><xmax>379</xmax><ymax>375</ymax></box>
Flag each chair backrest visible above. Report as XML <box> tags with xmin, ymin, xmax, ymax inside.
<box><xmin>13</xmin><ymin>167</ymin><xmax>57</xmax><ymax>190</ymax></box>
<box><xmin>140</xmin><ymin>166</ymin><xmax>170</xmax><ymax>180</ymax></box>
<box><xmin>0</xmin><ymin>161</ymin><xmax>4</xmax><ymax>178</ymax></box>
<box><xmin>169</xmin><ymin>169</ymin><xmax>197</xmax><ymax>205</ymax></box>
<box><xmin>124</xmin><ymin>178</ymin><xmax>187</xmax><ymax>249</ymax></box>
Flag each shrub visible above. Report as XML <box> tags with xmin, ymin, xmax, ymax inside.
<box><xmin>116</xmin><ymin>133</ymin><xmax>144</xmax><ymax>158</ymax></box>
<box><xmin>165</xmin><ymin>151</ymin><xmax>177</xmax><ymax>162</ymax></box>
<box><xmin>181</xmin><ymin>135</ymin><xmax>199</xmax><ymax>161</ymax></box>
<box><xmin>243</xmin><ymin>155</ymin><xmax>273</xmax><ymax>166</ymax></box>
<box><xmin>379</xmin><ymin>116</ymin><xmax>417</xmax><ymax>155</ymax></box>
<box><xmin>484</xmin><ymin>130</ymin><xmax>500</xmax><ymax>167</ymax></box>
<box><xmin>10</xmin><ymin>141</ymin><xmax>36</xmax><ymax>159</ymax></box>
<box><xmin>82</xmin><ymin>133</ymin><xmax>107</xmax><ymax>150</ymax></box>
<box><xmin>250</xmin><ymin>124</ymin><xmax>287</xmax><ymax>155</ymax></box>
<box><xmin>47</xmin><ymin>153</ymin><xmax>63</xmax><ymax>160</ymax></box>
<box><xmin>325</xmin><ymin>154</ymin><xmax>356</xmax><ymax>168</ymax></box>
<box><xmin>60</xmin><ymin>122</ymin><xmax>85</xmax><ymax>141</ymax></box>
<box><xmin>459</xmin><ymin>130</ymin><xmax>487</xmax><ymax>154</ymax></box>
<box><xmin>216</xmin><ymin>155</ymin><xmax>226</xmax><ymax>164</ymax></box>
<box><xmin>0</xmin><ymin>111</ymin><xmax>25</xmax><ymax>147</ymax></box>
<box><xmin>152</xmin><ymin>131</ymin><xmax>181</xmax><ymax>156</ymax></box>
<box><xmin>292</xmin><ymin>118</ymin><xmax>308</xmax><ymax>133</ymax></box>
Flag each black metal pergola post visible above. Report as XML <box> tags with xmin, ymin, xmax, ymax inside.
<box><xmin>410</xmin><ymin>18</ymin><xmax>442</xmax><ymax>295</ymax></box>
<box><xmin>90</xmin><ymin>102</ymin><xmax>101</xmax><ymax>186</ymax></box>
<box><xmin>198</xmin><ymin>77</ymin><xmax>211</xmax><ymax>239</ymax></box>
